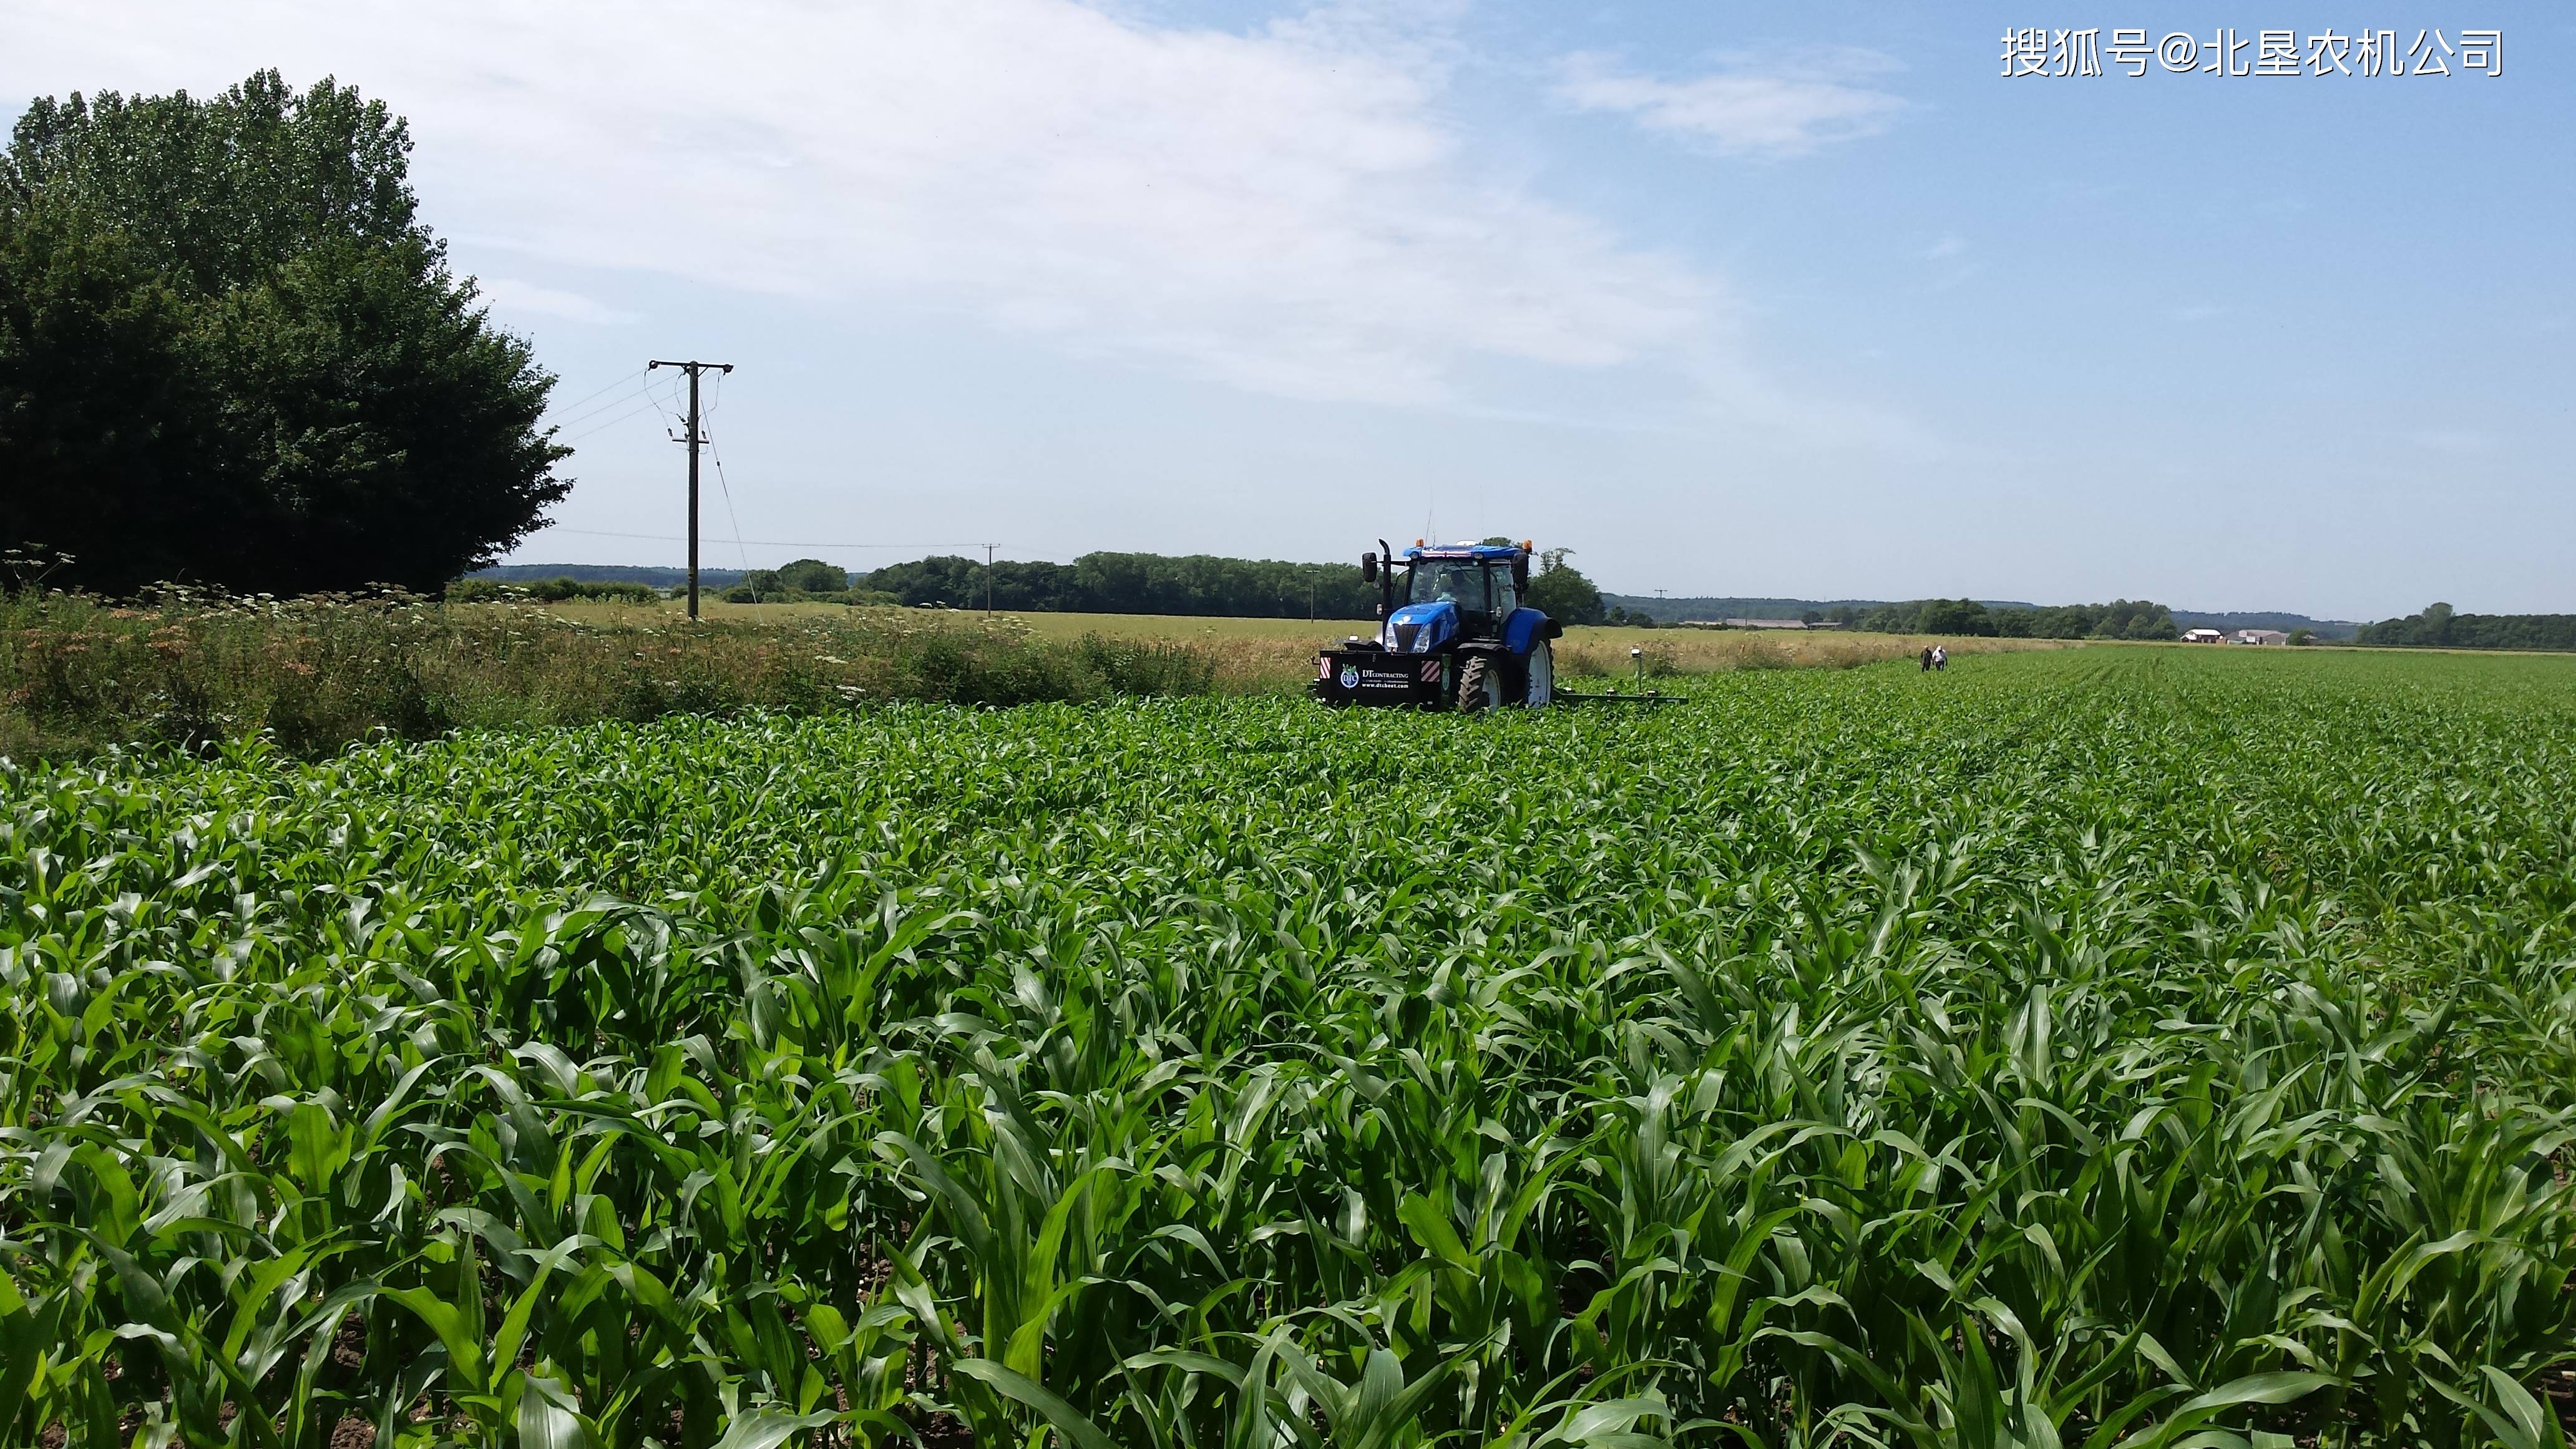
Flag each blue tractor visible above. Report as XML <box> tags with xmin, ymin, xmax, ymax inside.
<box><xmin>1314</xmin><ymin>539</ymin><xmax>1564</xmax><ymax>710</ymax></box>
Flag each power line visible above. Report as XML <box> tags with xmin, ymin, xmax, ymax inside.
<box><xmin>541</xmin><ymin>374</ymin><xmax>660</xmax><ymax>437</ymax></box>
<box><xmin>546</xmin><ymin>381</ymin><xmax>655</xmax><ymax>431</ymax></box>
<box><xmin>705</xmin><ymin>431</ymin><xmax>750</xmax><ymax>571</ymax></box>
<box><xmin>541</xmin><ymin>367</ymin><xmax>648</xmax><ymax>419</ymax></box>
<box><xmin>640</xmin><ymin>369</ymin><xmax>686</xmax><ymax>432</ymax></box>
<box><xmin>555</xmin><ymin>397</ymin><xmax>665</xmax><ymax>444</ymax></box>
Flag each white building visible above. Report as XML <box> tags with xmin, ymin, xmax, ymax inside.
<box><xmin>2182</xmin><ymin>628</ymin><xmax>2225</xmax><ymax>643</ymax></box>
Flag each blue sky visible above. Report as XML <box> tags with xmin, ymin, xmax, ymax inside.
<box><xmin>14</xmin><ymin>2</ymin><xmax>2572</xmax><ymax>617</ymax></box>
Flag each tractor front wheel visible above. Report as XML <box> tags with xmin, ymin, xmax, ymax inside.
<box><xmin>1456</xmin><ymin>655</ymin><xmax>1503</xmax><ymax>714</ymax></box>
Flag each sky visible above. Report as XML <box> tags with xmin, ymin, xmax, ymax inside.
<box><xmin>11</xmin><ymin>2</ymin><xmax>2572</xmax><ymax>619</ymax></box>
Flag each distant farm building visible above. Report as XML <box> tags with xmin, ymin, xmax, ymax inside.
<box><xmin>2233</xmin><ymin>629</ymin><xmax>2290</xmax><ymax>645</ymax></box>
<box><xmin>2182</xmin><ymin>628</ymin><xmax>2225</xmax><ymax>643</ymax></box>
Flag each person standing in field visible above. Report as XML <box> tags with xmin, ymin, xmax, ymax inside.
<box><xmin>1932</xmin><ymin>645</ymin><xmax>1947</xmax><ymax>672</ymax></box>
<box><xmin>1920</xmin><ymin>647</ymin><xmax>1934</xmax><ymax>672</ymax></box>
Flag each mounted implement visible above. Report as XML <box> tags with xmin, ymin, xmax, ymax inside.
<box><xmin>1315</xmin><ymin>540</ymin><xmax>1564</xmax><ymax>710</ymax></box>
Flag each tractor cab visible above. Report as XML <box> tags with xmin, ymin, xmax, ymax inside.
<box><xmin>1385</xmin><ymin>545</ymin><xmax>1521</xmax><ymax>655</ymax></box>
<box><xmin>1400</xmin><ymin>552</ymin><xmax>1517</xmax><ymax>630</ymax></box>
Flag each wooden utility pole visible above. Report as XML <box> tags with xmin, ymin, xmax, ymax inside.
<box><xmin>648</xmin><ymin>359</ymin><xmax>733</xmax><ymax>618</ymax></box>
<box><xmin>983</xmin><ymin>544</ymin><xmax>998</xmax><ymax>613</ymax></box>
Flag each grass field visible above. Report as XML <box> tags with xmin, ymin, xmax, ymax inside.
<box><xmin>2</xmin><ymin>592</ymin><xmax>2051</xmax><ymax>758</ymax></box>
<box><xmin>537</xmin><ymin>598</ymin><xmax>2060</xmax><ymax>689</ymax></box>
<box><xmin>1003</xmin><ymin>610</ymin><xmax>2055</xmax><ymax>687</ymax></box>
<box><xmin>6</xmin><ymin>646</ymin><xmax>2574</xmax><ymax>1447</ymax></box>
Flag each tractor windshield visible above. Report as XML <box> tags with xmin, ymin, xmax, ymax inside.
<box><xmin>1406</xmin><ymin>561</ymin><xmax>1488</xmax><ymax>612</ymax></box>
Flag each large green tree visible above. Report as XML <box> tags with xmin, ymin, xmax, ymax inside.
<box><xmin>1523</xmin><ymin>551</ymin><xmax>1605</xmax><ymax>625</ymax></box>
<box><xmin>0</xmin><ymin>71</ymin><xmax>567</xmax><ymax>596</ymax></box>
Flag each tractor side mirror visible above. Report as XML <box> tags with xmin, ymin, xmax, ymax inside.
<box><xmin>1376</xmin><ymin>602</ymin><xmax>1389</xmax><ymax>619</ymax></box>
<box><xmin>1361</xmin><ymin>551</ymin><xmax>1378</xmax><ymax>583</ymax></box>
<box><xmin>1511</xmin><ymin>555</ymin><xmax>1530</xmax><ymax>592</ymax></box>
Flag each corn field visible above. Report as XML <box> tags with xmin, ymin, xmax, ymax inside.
<box><xmin>4</xmin><ymin>646</ymin><xmax>2573</xmax><ymax>1447</ymax></box>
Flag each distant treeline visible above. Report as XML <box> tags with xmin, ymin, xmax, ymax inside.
<box><xmin>464</xmin><ymin>554</ymin><xmax>1380</xmax><ymax>617</ymax></box>
<box><xmin>459</xmin><ymin>559</ymin><xmax>2302</xmax><ymax>644</ymax></box>
<box><xmin>1830</xmin><ymin>598</ymin><xmax>2178</xmax><ymax>640</ymax></box>
<box><xmin>2356</xmin><ymin>604</ymin><xmax>2576</xmax><ymax>651</ymax></box>
<box><xmin>1607</xmin><ymin>595</ymin><xmax>2037</xmax><ymax>622</ymax></box>
<box><xmin>473</xmin><ymin>563</ymin><xmax>751</xmax><ymax>588</ymax></box>
<box><xmin>2172</xmin><ymin>610</ymin><xmax>2358</xmax><ymax>640</ymax></box>
<box><xmin>449</xmin><ymin>576</ymin><xmax>662</xmax><ymax>604</ymax></box>
<box><xmin>1604</xmin><ymin>594</ymin><xmax>2353</xmax><ymax>638</ymax></box>
<box><xmin>859</xmin><ymin>553</ymin><xmax>1378</xmax><ymax>617</ymax></box>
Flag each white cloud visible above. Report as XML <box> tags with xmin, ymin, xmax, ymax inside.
<box><xmin>7</xmin><ymin>0</ymin><xmax>1725</xmax><ymax>409</ymax></box>
<box><xmin>2170</xmin><ymin>303</ymin><xmax>2224</xmax><ymax>323</ymax></box>
<box><xmin>476</xmin><ymin>278</ymin><xmax>640</xmax><ymax>326</ymax></box>
<box><xmin>1551</xmin><ymin>50</ymin><xmax>1906</xmax><ymax>159</ymax></box>
<box><xmin>1926</xmin><ymin>233</ymin><xmax>1968</xmax><ymax>261</ymax></box>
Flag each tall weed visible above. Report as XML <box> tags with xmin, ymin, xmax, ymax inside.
<box><xmin>0</xmin><ymin>591</ymin><xmax>1219</xmax><ymax>756</ymax></box>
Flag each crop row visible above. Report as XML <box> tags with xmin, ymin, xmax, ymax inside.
<box><xmin>4</xmin><ymin>647</ymin><xmax>2574</xmax><ymax>1446</ymax></box>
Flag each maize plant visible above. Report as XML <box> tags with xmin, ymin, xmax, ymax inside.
<box><xmin>2</xmin><ymin>645</ymin><xmax>2573</xmax><ymax>1447</ymax></box>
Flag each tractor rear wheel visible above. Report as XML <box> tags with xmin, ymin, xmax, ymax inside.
<box><xmin>1456</xmin><ymin>655</ymin><xmax>1502</xmax><ymax>714</ymax></box>
<box><xmin>1523</xmin><ymin>639</ymin><xmax>1554</xmax><ymax>707</ymax></box>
